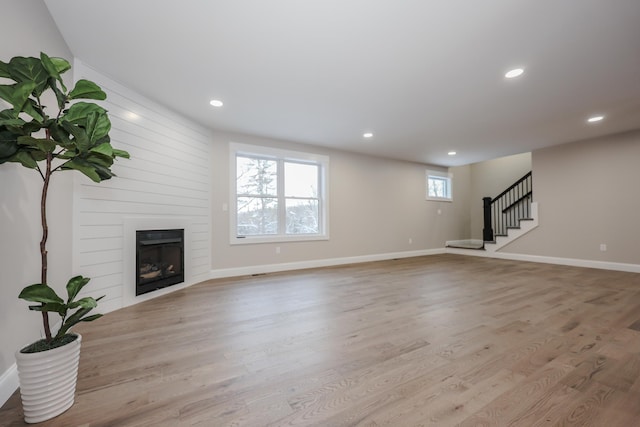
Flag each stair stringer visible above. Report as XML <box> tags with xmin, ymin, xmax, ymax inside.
<box><xmin>484</xmin><ymin>202</ymin><xmax>538</xmax><ymax>253</ymax></box>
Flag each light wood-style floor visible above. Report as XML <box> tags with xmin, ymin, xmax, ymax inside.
<box><xmin>2</xmin><ymin>254</ymin><xmax>640</xmax><ymax>426</ymax></box>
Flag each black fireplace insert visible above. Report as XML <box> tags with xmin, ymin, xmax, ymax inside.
<box><xmin>136</xmin><ymin>229</ymin><xmax>184</xmax><ymax>296</ymax></box>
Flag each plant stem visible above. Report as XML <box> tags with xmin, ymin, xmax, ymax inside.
<box><xmin>40</xmin><ymin>132</ymin><xmax>53</xmax><ymax>342</ymax></box>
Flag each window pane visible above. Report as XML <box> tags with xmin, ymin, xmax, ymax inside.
<box><xmin>237</xmin><ymin>156</ymin><xmax>277</xmax><ymax>196</ymax></box>
<box><xmin>428</xmin><ymin>176</ymin><xmax>448</xmax><ymax>198</ymax></box>
<box><xmin>285</xmin><ymin>162</ymin><xmax>318</xmax><ymax>198</ymax></box>
<box><xmin>237</xmin><ymin>197</ymin><xmax>278</xmax><ymax>235</ymax></box>
<box><xmin>286</xmin><ymin>199</ymin><xmax>319</xmax><ymax>234</ymax></box>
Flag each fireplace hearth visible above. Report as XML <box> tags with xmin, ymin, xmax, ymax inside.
<box><xmin>136</xmin><ymin>229</ymin><xmax>184</xmax><ymax>296</ymax></box>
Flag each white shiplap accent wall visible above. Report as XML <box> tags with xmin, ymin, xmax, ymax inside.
<box><xmin>72</xmin><ymin>60</ymin><xmax>212</xmax><ymax>313</ymax></box>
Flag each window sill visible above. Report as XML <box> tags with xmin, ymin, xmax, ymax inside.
<box><xmin>230</xmin><ymin>234</ymin><xmax>329</xmax><ymax>245</ymax></box>
<box><xmin>426</xmin><ymin>197</ymin><xmax>453</xmax><ymax>202</ymax></box>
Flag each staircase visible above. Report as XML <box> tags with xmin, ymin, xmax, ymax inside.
<box><xmin>446</xmin><ymin>171</ymin><xmax>538</xmax><ymax>252</ymax></box>
<box><xmin>483</xmin><ymin>171</ymin><xmax>538</xmax><ymax>252</ymax></box>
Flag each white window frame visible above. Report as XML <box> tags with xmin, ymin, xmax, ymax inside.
<box><xmin>230</xmin><ymin>142</ymin><xmax>330</xmax><ymax>244</ymax></box>
<box><xmin>426</xmin><ymin>169</ymin><xmax>453</xmax><ymax>202</ymax></box>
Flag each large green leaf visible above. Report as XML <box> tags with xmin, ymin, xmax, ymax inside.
<box><xmin>67</xmin><ymin>296</ymin><xmax>98</xmax><ymax>310</ymax></box>
<box><xmin>0</xmin><ymin>117</ymin><xmax>26</xmax><ymax>127</ymax></box>
<box><xmin>8</xmin><ymin>56</ymin><xmax>49</xmax><ymax>96</ymax></box>
<box><xmin>11</xmin><ymin>151</ymin><xmax>38</xmax><ymax>168</ymax></box>
<box><xmin>49</xmin><ymin>56</ymin><xmax>71</xmax><ymax>75</ymax></box>
<box><xmin>40</xmin><ymin>52</ymin><xmax>67</xmax><ymax>92</ymax></box>
<box><xmin>19</xmin><ymin>284</ymin><xmax>64</xmax><ymax>304</ymax></box>
<box><xmin>48</xmin><ymin>122</ymin><xmax>72</xmax><ymax>147</ymax></box>
<box><xmin>28</xmin><ymin>148</ymin><xmax>48</xmax><ymax>162</ymax></box>
<box><xmin>61</xmin><ymin>120</ymin><xmax>90</xmax><ymax>152</ymax></box>
<box><xmin>90</xmin><ymin>161</ymin><xmax>116</xmax><ymax>180</ymax></box>
<box><xmin>0</xmin><ymin>135</ymin><xmax>19</xmax><ymax>162</ymax></box>
<box><xmin>0</xmin><ymin>81</ymin><xmax>37</xmax><ymax>111</ymax></box>
<box><xmin>89</xmin><ymin>142</ymin><xmax>113</xmax><ymax>157</ymax></box>
<box><xmin>17</xmin><ymin>135</ymin><xmax>56</xmax><ymax>153</ymax></box>
<box><xmin>112</xmin><ymin>148</ymin><xmax>130</xmax><ymax>159</ymax></box>
<box><xmin>79</xmin><ymin>313</ymin><xmax>103</xmax><ymax>322</ymax></box>
<box><xmin>28</xmin><ymin>302</ymin><xmax>66</xmax><ymax>315</ymax></box>
<box><xmin>21</xmin><ymin>98</ymin><xmax>44</xmax><ymax>122</ymax></box>
<box><xmin>85</xmin><ymin>111</ymin><xmax>111</xmax><ymax>143</ymax></box>
<box><xmin>69</xmin><ymin>79</ymin><xmax>106</xmax><ymax>101</ymax></box>
<box><xmin>88</xmin><ymin>156</ymin><xmax>114</xmax><ymax>170</ymax></box>
<box><xmin>65</xmin><ymin>275</ymin><xmax>90</xmax><ymax>303</ymax></box>
<box><xmin>61</xmin><ymin>158</ymin><xmax>101</xmax><ymax>182</ymax></box>
<box><xmin>63</xmin><ymin>102</ymin><xmax>108</xmax><ymax>125</ymax></box>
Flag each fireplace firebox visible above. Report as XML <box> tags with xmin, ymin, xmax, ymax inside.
<box><xmin>136</xmin><ymin>229</ymin><xmax>184</xmax><ymax>296</ymax></box>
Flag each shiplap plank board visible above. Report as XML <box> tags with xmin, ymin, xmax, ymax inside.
<box><xmin>77</xmin><ymin>237</ymin><xmax>124</xmax><ymax>253</ymax></box>
<box><xmin>78</xmin><ymin>179</ymin><xmax>209</xmax><ymax>202</ymax></box>
<box><xmin>78</xmin><ymin>199</ymin><xmax>210</xmax><ymax>216</ymax></box>
<box><xmin>78</xmin><ymin>225</ymin><xmax>124</xmax><ymax>240</ymax></box>
<box><xmin>77</xmin><ymin>188</ymin><xmax>209</xmax><ymax>210</ymax></box>
<box><xmin>75</xmin><ymin>261</ymin><xmax>124</xmax><ymax>279</ymax></box>
<box><xmin>77</xmin><ymin>249</ymin><xmax>123</xmax><ymax>267</ymax></box>
<box><xmin>105</xmin><ymin>162</ymin><xmax>209</xmax><ymax>190</ymax></box>
<box><xmin>83</xmin><ymin>273</ymin><xmax>124</xmax><ymax>291</ymax></box>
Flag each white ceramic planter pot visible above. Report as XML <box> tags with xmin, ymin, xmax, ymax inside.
<box><xmin>15</xmin><ymin>334</ymin><xmax>82</xmax><ymax>424</ymax></box>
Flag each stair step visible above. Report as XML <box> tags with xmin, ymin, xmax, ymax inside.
<box><xmin>445</xmin><ymin>239</ymin><xmax>485</xmax><ymax>250</ymax></box>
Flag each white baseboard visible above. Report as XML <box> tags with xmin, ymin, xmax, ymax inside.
<box><xmin>446</xmin><ymin>247</ymin><xmax>640</xmax><ymax>273</ymax></box>
<box><xmin>0</xmin><ymin>363</ymin><xmax>18</xmax><ymax>408</ymax></box>
<box><xmin>210</xmin><ymin>248</ymin><xmax>446</xmax><ymax>279</ymax></box>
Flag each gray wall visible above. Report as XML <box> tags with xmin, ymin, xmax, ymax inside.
<box><xmin>210</xmin><ymin>130</ymin><xmax>471</xmax><ymax>271</ymax></box>
<box><xmin>505</xmin><ymin>130</ymin><xmax>640</xmax><ymax>264</ymax></box>
<box><xmin>0</xmin><ymin>0</ymin><xmax>73</xmax><ymax>379</ymax></box>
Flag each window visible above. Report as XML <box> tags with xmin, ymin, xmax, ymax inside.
<box><xmin>426</xmin><ymin>170</ymin><xmax>453</xmax><ymax>201</ymax></box>
<box><xmin>230</xmin><ymin>143</ymin><xmax>329</xmax><ymax>243</ymax></box>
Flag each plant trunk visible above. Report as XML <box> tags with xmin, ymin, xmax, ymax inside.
<box><xmin>40</xmin><ymin>150</ymin><xmax>53</xmax><ymax>341</ymax></box>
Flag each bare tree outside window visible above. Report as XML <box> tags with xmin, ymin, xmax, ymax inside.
<box><xmin>236</xmin><ymin>156</ymin><xmax>278</xmax><ymax>235</ymax></box>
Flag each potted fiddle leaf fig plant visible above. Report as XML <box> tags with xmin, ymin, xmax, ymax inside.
<box><xmin>0</xmin><ymin>52</ymin><xmax>129</xmax><ymax>423</ymax></box>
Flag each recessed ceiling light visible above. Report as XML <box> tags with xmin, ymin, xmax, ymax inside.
<box><xmin>209</xmin><ymin>99</ymin><xmax>224</xmax><ymax>107</ymax></box>
<box><xmin>505</xmin><ymin>68</ymin><xmax>524</xmax><ymax>79</ymax></box>
<box><xmin>587</xmin><ymin>115</ymin><xmax>604</xmax><ymax>123</ymax></box>
<box><xmin>363</xmin><ymin>132</ymin><xmax>373</xmax><ymax>138</ymax></box>
<box><xmin>448</xmin><ymin>151</ymin><xmax>457</xmax><ymax>156</ymax></box>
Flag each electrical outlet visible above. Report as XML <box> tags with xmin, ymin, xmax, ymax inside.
<box><xmin>276</xmin><ymin>246</ymin><xmax>281</xmax><ymax>254</ymax></box>
<box><xmin>408</xmin><ymin>238</ymin><xmax>413</xmax><ymax>245</ymax></box>
<box><xmin>600</xmin><ymin>244</ymin><xmax>607</xmax><ymax>252</ymax></box>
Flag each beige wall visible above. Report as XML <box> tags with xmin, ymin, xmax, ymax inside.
<box><xmin>210</xmin><ymin>131</ymin><xmax>471</xmax><ymax>270</ymax></box>
<box><xmin>504</xmin><ymin>130</ymin><xmax>640</xmax><ymax>264</ymax></box>
<box><xmin>469</xmin><ymin>153</ymin><xmax>532</xmax><ymax>239</ymax></box>
<box><xmin>0</xmin><ymin>1</ymin><xmax>73</xmax><ymax>378</ymax></box>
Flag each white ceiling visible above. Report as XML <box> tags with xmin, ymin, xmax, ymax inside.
<box><xmin>44</xmin><ymin>0</ymin><xmax>640</xmax><ymax>166</ymax></box>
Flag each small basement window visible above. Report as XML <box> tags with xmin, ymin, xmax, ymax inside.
<box><xmin>426</xmin><ymin>170</ymin><xmax>452</xmax><ymax>201</ymax></box>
